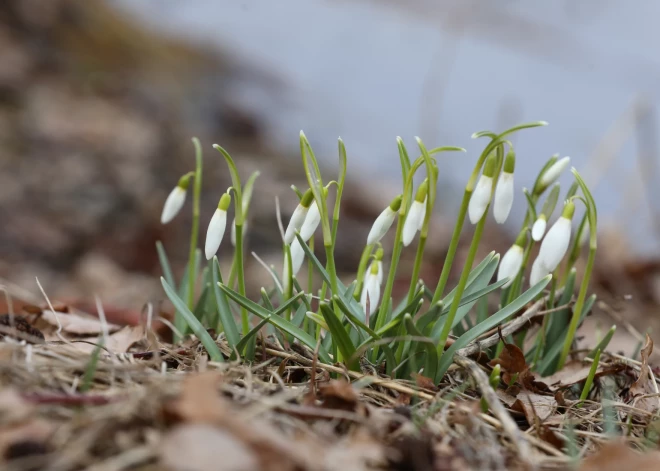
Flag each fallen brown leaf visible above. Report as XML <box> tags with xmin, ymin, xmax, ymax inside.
<box><xmin>39</xmin><ymin>309</ymin><xmax>120</xmax><ymax>336</ymax></box>
<box><xmin>411</xmin><ymin>373</ymin><xmax>438</xmax><ymax>392</ymax></box>
<box><xmin>318</xmin><ymin>379</ymin><xmax>363</xmax><ymax>412</ymax></box>
<box><xmin>629</xmin><ymin>335</ymin><xmax>658</xmax><ymax>414</ymax></box>
<box><xmin>496</xmin><ymin>389</ymin><xmax>557</xmax><ymax>423</ymax></box>
<box><xmin>541</xmin><ymin>360</ymin><xmax>625</xmax><ymax>392</ymax></box>
<box><xmin>579</xmin><ymin>440</ymin><xmax>660</xmax><ymax>471</ymax></box>
<box><xmin>489</xmin><ymin>342</ymin><xmax>527</xmax><ymax>376</ymax></box>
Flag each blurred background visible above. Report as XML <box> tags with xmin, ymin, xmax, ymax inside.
<box><xmin>1</xmin><ymin>0</ymin><xmax>659</xmax><ymax>345</ymax></box>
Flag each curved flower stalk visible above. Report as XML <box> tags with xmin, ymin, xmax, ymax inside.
<box><xmin>402</xmin><ymin>179</ymin><xmax>428</xmax><ymax>246</ymax></box>
<box><xmin>284</xmin><ymin>189</ymin><xmax>314</xmax><ymax>244</ymax></box>
<box><xmin>367</xmin><ymin>195</ymin><xmax>402</xmax><ymax>245</ymax></box>
<box><xmin>468</xmin><ymin>152</ymin><xmax>497</xmax><ymax>224</ymax></box>
<box><xmin>534</xmin><ymin>156</ymin><xmax>570</xmax><ymax>195</ymax></box>
<box><xmin>161</xmin><ymin>173</ymin><xmax>192</xmax><ymax>224</ymax></box>
<box><xmin>497</xmin><ymin>231</ymin><xmax>526</xmax><ymax>288</ymax></box>
<box><xmin>493</xmin><ymin>148</ymin><xmax>515</xmax><ymax>224</ymax></box>
<box><xmin>536</xmin><ymin>200</ymin><xmax>575</xmax><ymax>272</ymax></box>
<box><xmin>205</xmin><ymin>193</ymin><xmax>231</xmax><ymax>260</ymax></box>
<box><xmin>360</xmin><ymin>260</ymin><xmax>382</xmax><ymax>318</ymax></box>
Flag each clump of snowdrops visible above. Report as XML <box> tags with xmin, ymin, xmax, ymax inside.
<box><xmin>157</xmin><ymin>122</ymin><xmax>603</xmax><ymax>382</ymax></box>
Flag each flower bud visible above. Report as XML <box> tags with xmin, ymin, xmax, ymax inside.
<box><xmin>160</xmin><ymin>174</ymin><xmax>192</xmax><ymax>224</ymax></box>
<box><xmin>366</xmin><ymin>195</ymin><xmax>401</xmax><ymax>245</ymax></box>
<box><xmin>204</xmin><ymin>193</ymin><xmax>231</xmax><ymax>260</ymax></box>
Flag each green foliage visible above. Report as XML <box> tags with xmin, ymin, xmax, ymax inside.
<box><xmin>156</xmin><ymin>122</ymin><xmax>603</xmax><ymax>384</ymax></box>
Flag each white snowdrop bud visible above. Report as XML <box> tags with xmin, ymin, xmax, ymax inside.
<box><xmin>284</xmin><ymin>189</ymin><xmax>314</xmax><ymax>244</ymax></box>
<box><xmin>468</xmin><ymin>153</ymin><xmax>496</xmax><ymax>224</ymax></box>
<box><xmin>160</xmin><ymin>174</ymin><xmax>192</xmax><ymax>224</ymax></box>
<box><xmin>497</xmin><ymin>239</ymin><xmax>524</xmax><ymax>289</ymax></box>
<box><xmin>529</xmin><ymin>257</ymin><xmax>550</xmax><ymax>287</ymax></box>
<box><xmin>367</xmin><ymin>195</ymin><xmax>401</xmax><ymax>245</ymax></box>
<box><xmin>537</xmin><ymin>201</ymin><xmax>575</xmax><ymax>272</ymax></box>
<box><xmin>536</xmin><ymin>156</ymin><xmax>570</xmax><ymax>194</ymax></box>
<box><xmin>532</xmin><ymin>216</ymin><xmax>547</xmax><ymax>241</ymax></box>
<box><xmin>360</xmin><ymin>261</ymin><xmax>382</xmax><ymax>317</ymax></box>
<box><xmin>402</xmin><ymin>180</ymin><xmax>428</xmax><ymax>247</ymax></box>
<box><xmin>205</xmin><ymin>193</ymin><xmax>231</xmax><ymax>260</ymax></box>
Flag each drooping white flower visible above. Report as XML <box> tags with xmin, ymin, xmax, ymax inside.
<box><xmin>204</xmin><ymin>193</ymin><xmax>231</xmax><ymax>260</ymax></box>
<box><xmin>493</xmin><ymin>149</ymin><xmax>515</xmax><ymax>224</ymax></box>
<box><xmin>532</xmin><ymin>216</ymin><xmax>547</xmax><ymax>241</ymax></box>
<box><xmin>376</xmin><ymin>260</ymin><xmax>383</xmax><ymax>285</ymax></box>
<box><xmin>529</xmin><ymin>257</ymin><xmax>549</xmax><ymax>286</ymax></box>
<box><xmin>417</xmin><ymin>197</ymin><xmax>428</xmax><ymax>231</ymax></box>
<box><xmin>299</xmin><ymin>200</ymin><xmax>321</xmax><ymax>242</ymax></box>
<box><xmin>402</xmin><ymin>180</ymin><xmax>428</xmax><ymax>247</ymax></box>
<box><xmin>284</xmin><ymin>189</ymin><xmax>314</xmax><ymax>244</ymax></box>
<box><xmin>367</xmin><ymin>195</ymin><xmax>401</xmax><ymax>245</ymax></box>
<box><xmin>539</xmin><ymin>156</ymin><xmax>570</xmax><ymax>189</ymax></box>
<box><xmin>360</xmin><ymin>262</ymin><xmax>381</xmax><ymax>317</ymax></box>
<box><xmin>497</xmin><ymin>243</ymin><xmax>524</xmax><ymax>289</ymax></box>
<box><xmin>160</xmin><ymin>174</ymin><xmax>191</xmax><ymax>224</ymax></box>
<box><xmin>537</xmin><ymin>201</ymin><xmax>575</xmax><ymax>272</ymax></box>
<box><xmin>468</xmin><ymin>153</ymin><xmax>497</xmax><ymax>224</ymax></box>
<box><xmin>290</xmin><ymin>238</ymin><xmax>306</xmax><ymax>277</ymax></box>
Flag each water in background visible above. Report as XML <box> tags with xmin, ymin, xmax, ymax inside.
<box><xmin>114</xmin><ymin>0</ymin><xmax>660</xmax><ymax>256</ymax></box>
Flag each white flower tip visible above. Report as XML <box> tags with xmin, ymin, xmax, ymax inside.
<box><xmin>160</xmin><ymin>187</ymin><xmax>186</xmax><ymax>224</ymax></box>
<box><xmin>204</xmin><ymin>209</ymin><xmax>227</xmax><ymax>260</ymax></box>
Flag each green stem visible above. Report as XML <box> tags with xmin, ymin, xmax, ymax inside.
<box><xmin>375</xmin><ymin>217</ymin><xmax>405</xmax><ymax>331</ymax></box>
<box><xmin>235</xmin><ymin>223</ymin><xmax>249</xmax><ymax>335</ymax></box>
<box><xmin>355</xmin><ymin>244</ymin><xmax>374</xmax><ymax>300</ymax></box>
<box><xmin>407</xmin><ymin>235</ymin><xmax>427</xmax><ymax>304</ymax></box>
<box><xmin>436</xmin><ymin>210</ymin><xmax>487</xmax><ymax>356</ymax></box>
<box><xmin>557</xmin><ymin>246</ymin><xmax>596</xmax><ymax>368</ymax></box>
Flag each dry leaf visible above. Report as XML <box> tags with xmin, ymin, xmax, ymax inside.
<box><xmin>629</xmin><ymin>335</ymin><xmax>659</xmax><ymax>414</ymax></box>
<box><xmin>542</xmin><ymin>361</ymin><xmax>624</xmax><ymax>392</ymax></box>
<box><xmin>318</xmin><ymin>379</ymin><xmax>361</xmax><ymax>412</ymax></box>
<box><xmin>489</xmin><ymin>342</ymin><xmax>527</xmax><ymax>375</ymax></box>
<box><xmin>104</xmin><ymin>324</ymin><xmax>152</xmax><ymax>353</ymax></box>
<box><xmin>579</xmin><ymin>440</ymin><xmax>660</xmax><ymax>471</ymax></box>
<box><xmin>411</xmin><ymin>373</ymin><xmax>438</xmax><ymax>392</ymax></box>
<box><xmin>496</xmin><ymin>389</ymin><xmax>557</xmax><ymax>423</ymax></box>
<box><xmin>160</xmin><ymin>424</ymin><xmax>258</xmax><ymax>471</ymax></box>
<box><xmin>0</xmin><ymin>419</ymin><xmax>54</xmax><ymax>465</ymax></box>
<box><xmin>40</xmin><ymin>310</ymin><xmax>120</xmax><ymax>336</ymax></box>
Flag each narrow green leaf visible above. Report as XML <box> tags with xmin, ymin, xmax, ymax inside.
<box><xmin>156</xmin><ymin>241</ymin><xmax>175</xmax><ymax>289</ymax></box>
<box><xmin>232</xmin><ymin>316</ymin><xmax>271</xmax><ymax>360</ymax></box>
<box><xmin>587</xmin><ymin>326</ymin><xmax>616</xmax><ymax>359</ymax></box>
<box><xmin>211</xmin><ymin>257</ymin><xmax>240</xmax><ymax>348</ymax></box>
<box><xmin>320</xmin><ymin>302</ymin><xmax>357</xmax><ymax>368</ymax></box>
<box><xmin>220</xmin><ymin>284</ymin><xmax>330</xmax><ymax>362</ymax></box>
<box><xmin>436</xmin><ymin>275</ymin><xmax>552</xmax><ymax>380</ymax></box>
<box><xmin>161</xmin><ymin>277</ymin><xmax>223</xmax><ymax>362</ymax></box>
<box><xmin>404</xmin><ymin>313</ymin><xmax>438</xmax><ymax>379</ymax></box>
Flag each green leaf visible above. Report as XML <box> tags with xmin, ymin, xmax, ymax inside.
<box><xmin>436</xmin><ymin>275</ymin><xmax>552</xmax><ymax>381</ymax></box>
<box><xmin>333</xmin><ymin>295</ymin><xmax>378</xmax><ymax>340</ymax></box>
<box><xmin>291</xmin><ymin>297</ymin><xmax>309</xmax><ymax>327</ymax></box>
<box><xmin>242</xmin><ymin>171</ymin><xmax>261</xmax><ymax>215</ymax></box>
<box><xmin>211</xmin><ymin>257</ymin><xmax>240</xmax><ymax>348</ymax></box>
<box><xmin>161</xmin><ymin>277</ymin><xmax>223</xmax><ymax>362</ymax></box>
<box><xmin>193</xmin><ymin>279</ymin><xmax>210</xmax><ymax>322</ymax></box>
<box><xmin>213</xmin><ymin>145</ymin><xmax>244</xmax><ymax>223</ymax></box>
<box><xmin>497</xmin><ymin>121</ymin><xmax>548</xmax><ymax>140</ymax></box>
<box><xmin>81</xmin><ymin>338</ymin><xmax>104</xmax><ymax>392</ymax></box>
<box><xmin>396</xmin><ymin>137</ymin><xmax>412</xmax><ymax>185</ymax></box>
<box><xmin>404</xmin><ymin>313</ymin><xmax>438</xmax><ymax>379</ymax></box>
<box><xmin>306</xmin><ymin>311</ymin><xmax>329</xmax><ymax>331</ymax></box>
<box><xmin>523</xmin><ymin>189</ymin><xmax>538</xmax><ymax>221</ymax></box>
<box><xmin>231</xmin><ymin>316</ymin><xmax>271</xmax><ymax>360</ymax></box>
<box><xmin>587</xmin><ymin>326</ymin><xmax>616</xmax><ymax>360</ymax></box>
<box><xmin>546</xmin><ymin>268</ymin><xmax>576</xmax><ymax>348</ymax></box>
<box><xmin>156</xmin><ymin>241</ymin><xmax>175</xmax><ymax>289</ymax></box>
<box><xmin>220</xmin><ymin>283</ymin><xmax>330</xmax><ymax>363</ymax></box>
<box><xmin>320</xmin><ymin>301</ymin><xmax>357</xmax><ymax>368</ymax></box>
<box><xmin>441</xmin><ymin>251</ymin><xmax>497</xmax><ymax>306</ymax></box>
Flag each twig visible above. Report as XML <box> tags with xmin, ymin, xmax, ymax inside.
<box><xmin>453</xmin><ymin>354</ymin><xmax>536</xmax><ymax>468</ymax></box>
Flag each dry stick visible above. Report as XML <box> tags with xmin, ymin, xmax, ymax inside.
<box><xmin>458</xmin><ymin>290</ymin><xmax>564</xmax><ymax>357</ymax></box>
<box><xmin>453</xmin><ymin>354</ymin><xmax>535</xmax><ymax>468</ymax></box>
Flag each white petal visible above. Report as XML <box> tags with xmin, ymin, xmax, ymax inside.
<box><xmin>284</xmin><ymin>204</ymin><xmax>309</xmax><ymax>244</ymax></box>
<box><xmin>540</xmin><ymin>157</ymin><xmax>570</xmax><ymax>187</ymax></box>
<box><xmin>367</xmin><ymin>207</ymin><xmax>396</xmax><ymax>245</ymax></box>
<box><xmin>497</xmin><ymin>245</ymin><xmax>523</xmax><ymax>288</ymax></box>
<box><xmin>417</xmin><ymin>197</ymin><xmax>428</xmax><ymax>230</ymax></box>
<box><xmin>468</xmin><ymin>176</ymin><xmax>493</xmax><ymax>224</ymax></box>
<box><xmin>290</xmin><ymin>239</ymin><xmax>306</xmax><ymax>276</ymax></box>
<box><xmin>529</xmin><ymin>257</ymin><xmax>549</xmax><ymax>287</ymax></box>
<box><xmin>531</xmin><ymin>218</ymin><xmax>547</xmax><ymax>241</ymax></box>
<box><xmin>160</xmin><ymin>186</ymin><xmax>186</xmax><ymax>224</ymax></box>
<box><xmin>360</xmin><ymin>273</ymin><xmax>381</xmax><ymax>316</ymax></box>
<box><xmin>230</xmin><ymin>219</ymin><xmax>247</xmax><ymax>247</ymax></box>
<box><xmin>538</xmin><ymin>217</ymin><xmax>572</xmax><ymax>272</ymax></box>
<box><xmin>299</xmin><ymin>201</ymin><xmax>321</xmax><ymax>242</ymax></box>
<box><xmin>376</xmin><ymin>261</ymin><xmax>384</xmax><ymax>285</ymax></box>
<box><xmin>493</xmin><ymin>172</ymin><xmax>514</xmax><ymax>224</ymax></box>
<box><xmin>402</xmin><ymin>200</ymin><xmax>424</xmax><ymax>246</ymax></box>
<box><xmin>204</xmin><ymin>209</ymin><xmax>227</xmax><ymax>260</ymax></box>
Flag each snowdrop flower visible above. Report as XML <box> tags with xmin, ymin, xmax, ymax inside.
<box><xmin>284</xmin><ymin>189</ymin><xmax>314</xmax><ymax>244</ymax></box>
<box><xmin>298</xmin><ymin>188</ymin><xmax>326</xmax><ymax>242</ymax></box>
<box><xmin>230</xmin><ymin>218</ymin><xmax>248</xmax><ymax>247</ymax></box>
<box><xmin>290</xmin><ymin>238</ymin><xmax>306</xmax><ymax>276</ymax></box>
<box><xmin>160</xmin><ymin>174</ymin><xmax>192</xmax><ymax>224</ymax></box>
<box><xmin>366</xmin><ymin>195</ymin><xmax>402</xmax><ymax>245</ymax></box>
<box><xmin>373</xmin><ymin>247</ymin><xmax>384</xmax><ymax>285</ymax></box>
<box><xmin>535</xmin><ymin>156</ymin><xmax>570</xmax><ymax>194</ymax></box>
<box><xmin>529</xmin><ymin>257</ymin><xmax>549</xmax><ymax>286</ymax></box>
<box><xmin>531</xmin><ymin>215</ymin><xmax>547</xmax><ymax>241</ymax></box>
<box><xmin>360</xmin><ymin>261</ymin><xmax>382</xmax><ymax>317</ymax></box>
<box><xmin>402</xmin><ymin>179</ymin><xmax>428</xmax><ymax>246</ymax></box>
<box><xmin>493</xmin><ymin>148</ymin><xmax>515</xmax><ymax>224</ymax></box>
<box><xmin>417</xmin><ymin>197</ymin><xmax>428</xmax><ymax>231</ymax></box>
<box><xmin>497</xmin><ymin>232</ymin><xmax>525</xmax><ymax>289</ymax></box>
<box><xmin>468</xmin><ymin>153</ymin><xmax>497</xmax><ymax>224</ymax></box>
<box><xmin>204</xmin><ymin>193</ymin><xmax>231</xmax><ymax>260</ymax></box>
<box><xmin>536</xmin><ymin>200</ymin><xmax>575</xmax><ymax>272</ymax></box>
